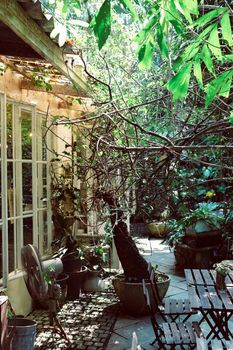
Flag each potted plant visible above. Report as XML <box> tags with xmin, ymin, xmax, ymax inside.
<box><xmin>53</xmin><ymin>235</ymin><xmax>87</xmax><ymax>300</ymax></box>
<box><xmin>214</xmin><ymin>261</ymin><xmax>233</xmax><ymax>290</ymax></box>
<box><xmin>164</xmin><ymin>202</ymin><xmax>224</xmax><ymax>269</ymax></box>
<box><xmin>82</xmin><ymin>244</ymin><xmax>106</xmax><ymax>292</ymax></box>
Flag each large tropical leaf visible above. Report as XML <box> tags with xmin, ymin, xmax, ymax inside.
<box><xmin>205</xmin><ymin>70</ymin><xmax>233</xmax><ymax>107</ymax></box>
<box><xmin>208</xmin><ymin>24</ymin><xmax>222</xmax><ymax>61</ymax></box>
<box><xmin>221</xmin><ymin>12</ymin><xmax>233</xmax><ymax>47</ymax></box>
<box><xmin>200</xmin><ymin>44</ymin><xmax>215</xmax><ymax>75</ymax></box>
<box><xmin>156</xmin><ymin>22</ymin><xmax>168</xmax><ymax>58</ymax></box>
<box><xmin>192</xmin><ymin>8</ymin><xmax>227</xmax><ymax>28</ymax></box>
<box><xmin>90</xmin><ymin>0</ymin><xmax>111</xmax><ymax>50</ymax></box>
<box><xmin>167</xmin><ymin>62</ymin><xmax>192</xmax><ymax>100</ymax></box>
<box><xmin>193</xmin><ymin>58</ymin><xmax>203</xmax><ymax>89</ymax></box>
<box><xmin>138</xmin><ymin>36</ymin><xmax>154</xmax><ymax>69</ymax></box>
<box><xmin>119</xmin><ymin>0</ymin><xmax>138</xmax><ymax>20</ymax></box>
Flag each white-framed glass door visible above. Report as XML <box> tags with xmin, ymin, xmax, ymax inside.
<box><xmin>0</xmin><ymin>94</ymin><xmax>52</xmax><ymax>288</ymax></box>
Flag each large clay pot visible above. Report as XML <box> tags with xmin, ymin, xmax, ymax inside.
<box><xmin>113</xmin><ymin>272</ymin><xmax>170</xmax><ymax>316</ymax></box>
<box><xmin>147</xmin><ymin>222</ymin><xmax>169</xmax><ymax>237</ymax></box>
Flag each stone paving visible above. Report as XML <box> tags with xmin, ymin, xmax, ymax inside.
<box><xmin>28</xmin><ymin>238</ymin><xmax>233</xmax><ymax>349</ymax></box>
<box><xmin>29</xmin><ymin>285</ymin><xmax>119</xmax><ymax>349</ymax></box>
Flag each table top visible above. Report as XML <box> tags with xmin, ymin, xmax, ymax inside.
<box><xmin>188</xmin><ymin>283</ymin><xmax>233</xmax><ymax>312</ymax></box>
<box><xmin>185</xmin><ymin>269</ymin><xmax>233</xmax><ymax>286</ymax></box>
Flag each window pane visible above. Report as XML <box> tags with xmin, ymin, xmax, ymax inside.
<box><xmin>38</xmin><ymin>210</ymin><xmax>48</xmax><ymax>253</ymax></box>
<box><xmin>7</xmin><ymin>162</ymin><xmax>14</xmax><ymax>218</ymax></box>
<box><xmin>21</xmin><ymin>110</ymin><xmax>32</xmax><ymax>159</ymax></box>
<box><xmin>37</xmin><ymin>115</ymin><xmax>47</xmax><ymax>161</ymax></box>
<box><xmin>7</xmin><ymin>103</ymin><xmax>13</xmax><ymax>159</ymax></box>
<box><xmin>23</xmin><ymin>217</ymin><xmax>33</xmax><ymax>246</ymax></box>
<box><xmin>8</xmin><ymin>219</ymin><xmax>15</xmax><ymax>273</ymax></box>
<box><xmin>22</xmin><ymin>163</ymin><xmax>32</xmax><ymax>212</ymax></box>
<box><xmin>0</xmin><ymin>225</ymin><xmax>2</xmax><ymax>279</ymax></box>
<box><xmin>37</xmin><ymin>164</ymin><xmax>47</xmax><ymax>208</ymax></box>
<box><xmin>0</xmin><ymin>162</ymin><xmax>1</xmax><ymax>231</ymax></box>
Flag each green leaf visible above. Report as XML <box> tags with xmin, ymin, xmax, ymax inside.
<box><xmin>169</xmin><ymin>20</ymin><xmax>183</xmax><ymax>34</ymax></box>
<box><xmin>193</xmin><ymin>8</ymin><xmax>227</xmax><ymax>28</ymax></box>
<box><xmin>229</xmin><ymin>111</ymin><xmax>233</xmax><ymax>125</ymax></box>
<box><xmin>173</xmin><ymin>43</ymin><xmax>199</xmax><ymax>70</ymax></box>
<box><xmin>200</xmin><ymin>44</ymin><xmax>215</xmax><ymax>75</ymax></box>
<box><xmin>62</xmin><ymin>0</ymin><xmax>68</xmax><ymax>15</ymax></box>
<box><xmin>90</xmin><ymin>0</ymin><xmax>111</xmax><ymax>50</ymax></box>
<box><xmin>134</xmin><ymin>14</ymin><xmax>158</xmax><ymax>43</ymax></box>
<box><xmin>208</xmin><ymin>25</ymin><xmax>222</xmax><ymax>61</ymax></box>
<box><xmin>223</xmin><ymin>54</ymin><xmax>233</xmax><ymax>62</ymax></box>
<box><xmin>138</xmin><ymin>36</ymin><xmax>154</xmax><ymax>69</ymax></box>
<box><xmin>166</xmin><ymin>62</ymin><xmax>192</xmax><ymax>100</ymax></box>
<box><xmin>183</xmin><ymin>0</ymin><xmax>198</xmax><ymax>16</ymax></box>
<box><xmin>205</xmin><ymin>70</ymin><xmax>233</xmax><ymax>107</ymax></box>
<box><xmin>156</xmin><ymin>22</ymin><xmax>168</xmax><ymax>58</ymax></box>
<box><xmin>221</xmin><ymin>12</ymin><xmax>233</xmax><ymax>47</ymax></box>
<box><xmin>174</xmin><ymin>0</ymin><xmax>193</xmax><ymax>24</ymax></box>
<box><xmin>119</xmin><ymin>0</ymin><xmax>138</xmax><ymax>20</ymax></box>
<box><xmin>193</xmin><ymin>58</ymin><xmax>203</xmax><ymax>89</ymax></box>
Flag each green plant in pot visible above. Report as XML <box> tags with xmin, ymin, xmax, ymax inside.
<box><xmin>56</xmin><ymin>235</ymin><xmax>87</xmax><ymax>300</ymax></box>
<box><xmin>214</xmin><ymin>261</ymin><xmax>233</xmax><ymax>290</ymax></box>
<box><xmin>82</xmin><ymin>244</ymin><xmax>107</xmax><ymax>292</ymax></box>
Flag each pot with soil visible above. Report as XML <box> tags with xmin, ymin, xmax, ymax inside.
<box><xmin>113</xmin><ymin>271</ymin><xmax>170</xmax><ymax>316</ymax></box>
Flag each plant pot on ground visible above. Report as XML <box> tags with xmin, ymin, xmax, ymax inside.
<box><xmin>113</xmin><ymin>271</ymin><xmax>170</xmax><ymax>316</ymax></box>
<box><xmin>8</xmin><ymin>317</ymin><xmax>36</xmax><ymax>350</ymax></box>
<box><xmin>82</xmin><ymin>244</ymin><xmax>106</xmax><ymax>292</ymax></box>
<box><xmin>147</xmin><ymin>221</ymin><xmax>170</xmax><ymax>238</ymax></box>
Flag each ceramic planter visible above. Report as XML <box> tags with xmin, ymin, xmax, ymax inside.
<box><xmin>113</xmin><ymin>272</ymin><xmax>170</xmax><ymax>316</ymax></box>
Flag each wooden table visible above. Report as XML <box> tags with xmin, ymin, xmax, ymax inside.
<box><xmin>185</xmin><ymin>269</ymin><xmax>233</xmax><ymax>286</ymax></box>
<box><xmin>185</xmin><ymin>269</ymin><xmax>233</xmax><ymax>341</ymax></box>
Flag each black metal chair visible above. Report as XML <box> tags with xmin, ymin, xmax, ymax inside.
<box><xmin>142</xmin><ymin>279</ymin><xmax>205</xmax><ymax>349</ymax></box>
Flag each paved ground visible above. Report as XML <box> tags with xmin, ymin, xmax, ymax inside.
<box><xmin>29</xmin><ymin>238</ymin><xmax>233</xmax><ymax>349</ymax></box>
<box><xmin>106</xmin><ymin>238</ymin><xmax>188</xmax><ymax>350</ymax></box>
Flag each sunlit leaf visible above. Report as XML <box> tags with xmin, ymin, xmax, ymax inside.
<box><xmin>119</xmin><ymin>0</ymin><xmax>138</xmax><ymax>20</ymax></box>
<box><xmin>138</xmin><ymin>36</ymin><xmax>154</xmax><ymax>69</ymax></box>
<box><xmin>134</xmin><ymin>14</ymin><xmax>158</xmax><ymax>43</ymax></box>
<box><xmin>200</xmin><ymin>44</ymin><xmax>215</xmax><ymax>75</ymax></box>
<box><xmin>156</xmin><ymin>22</ymin><xmax>168</xmax><ymax>58</ymax></box>
<box><xmin>174</xmin><ymin>0</ymin><xmax>192</xmax><ymax>24</ymax></box>
<box><xmin>221</xmin><ymin>12</ymin><xmax>233</xmax><ymax>47</ymax></box>
<box><xmin>205</xmin><ymin>70</ymin><xmax>233</xmax><ymax>107</ymax></box>
<box><xmin>193</xmin><ymin>58</ymin><xmax>203</xmax><ymax>89</ymax></box>
<box><xmin>167</xmin><ymin>62</ymin><xmax>192</xmax><ymax>100</ymax></box>
<box><xmin>193</xmin><ymin>8</ymin><xmax>227</xmax><ymax>28</ymax></box>
<box><xmin>208</xmin><ymin>25</ymin><xmax>222</xmax><ymax>61</ymax></box>
<box><xmin>229</xmin><ymin>111</ymin><xmax>233</xmax><ymax>125</ymax></box>
<box><xmin>90</xmin><ymin>0</ymin><xmax>111</xmax><ymax>50</ymax></box>
<box><xmin>183</xmin><ymin>0</ymin><xmax>198</xmax><ymax>16</ymax></box>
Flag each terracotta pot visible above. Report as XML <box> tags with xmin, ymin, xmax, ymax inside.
<box><xmin>216</xmin><ymin>272</ymin><xmax>226</xmax><ymax>290</ymax></box>
<box><xmin>113</xmin><ymin>272</ymin><xmax>170</xmax><ymax>316</ymax></box>
<box><xmin>147</xmin><ymin>222</ymin><xmax>169</xmax><ymax>237</ymax></box>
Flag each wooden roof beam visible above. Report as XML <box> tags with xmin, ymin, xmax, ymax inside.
<box><xmin>0</xmin><ymin>0</ymin><xmax>90</xmax><ymax>97</ymax></box>
<box><xmin>20</xmin><ymin>79</ymin><xmax>87</xmax><ymax>98</ymax></box>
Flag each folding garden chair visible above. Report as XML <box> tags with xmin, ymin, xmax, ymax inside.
<box><xmin>142</xmin><ymin>279</ymin><xmax>205</xmax><ymax>349</ymax></box>
<box><xmin>196</xmin><ymin>338</ymin><xmax>233</xmax><ymax>350</ymax></box>
<box><xmin>147</xmin><ymin>263</ymin><xmax>196</xmax><ymax>322</ymax></box>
